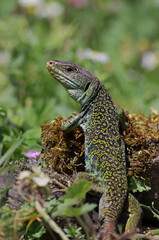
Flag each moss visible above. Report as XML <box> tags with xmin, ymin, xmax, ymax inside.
<box><xmin>41</xmin><ymin>114</ymin><xmax>85</xmax><ymax>175</ymax></box>
<box><xmin>124</xmin><ymin>110</ymin><xmax>159</xmax><ymax>178</ymax></box>
<box><xmin>41</xmin><ymin>111</ymin><xmax>159</xmax><ymax>179</ymax></box>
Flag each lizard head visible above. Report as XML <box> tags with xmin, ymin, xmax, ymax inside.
<box><xmin>46</xmin><ymin>60</ymin><xmax>101</xmax><ymax>106</ymax></box>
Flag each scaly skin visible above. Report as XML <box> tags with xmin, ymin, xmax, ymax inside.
<box><xmin>46</xmin><ymin>60</ymin><xmax>142</xmax><ymax>239</ymax></box>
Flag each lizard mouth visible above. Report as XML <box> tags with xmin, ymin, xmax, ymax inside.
<box><xmin>46</xmin><ymin>61</ymin><xmax>80</xmax><ymax>88</ymax></box>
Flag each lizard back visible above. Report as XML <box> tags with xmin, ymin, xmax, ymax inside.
<box><xmin>81</xmin><ymin>85</ymin><xmax>128</xmax><ymax>218</ymax></box>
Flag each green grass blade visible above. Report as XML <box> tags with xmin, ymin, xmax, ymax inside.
<box><xmin>0</xmin><ymin>137</ymin><xmax>24</xmax><ymax>170</ymax></box>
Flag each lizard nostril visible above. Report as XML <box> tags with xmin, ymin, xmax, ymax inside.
<box><xmin>46</xmin><ymin>60</ymin><xmax>54</xmax><ymax>69</ymax></box>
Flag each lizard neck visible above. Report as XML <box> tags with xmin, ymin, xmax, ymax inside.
<box><xmin>80</xmin><ymin>79</ymin><xmax>102</xmax><ymax>112</ymax></box>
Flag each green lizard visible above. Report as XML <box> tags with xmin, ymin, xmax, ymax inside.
<box><xmin>46</xmin><ymin>60</ymin><xmax>142</xmax><ymax>240</ymax></box>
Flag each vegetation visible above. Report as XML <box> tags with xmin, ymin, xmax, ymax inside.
<box><xmin>0</xmin><ymin>0</ymin><xmax>159</xmax><ymax>239</ymax></box>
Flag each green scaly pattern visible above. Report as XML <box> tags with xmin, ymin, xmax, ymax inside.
<box><xmin>81</xmin><ymin>86</ymin><xmax>127</xmax><ymax>230</ymax></box>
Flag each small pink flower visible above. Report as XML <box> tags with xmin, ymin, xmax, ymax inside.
<box><xmin>25</xmin><ymin>149</ymin><xmax>40</xmax><ymax>159</ymax></box>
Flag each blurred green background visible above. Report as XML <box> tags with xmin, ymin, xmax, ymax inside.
<box><xmin>0</xmin><ymin>0</ymin><xmax>159</xmax><ymax>154</ymax></box>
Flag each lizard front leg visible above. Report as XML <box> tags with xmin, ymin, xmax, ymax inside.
<box><xmin>115</xmin><ymin>106</ymin><xmax>127</xmax><ymax>132</ymax></box>
<box><xmin>62</xmin><ymin>111</ymin><xmax>85</xmax><ymax>133</ymax></box>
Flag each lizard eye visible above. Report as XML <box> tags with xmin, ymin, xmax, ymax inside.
<box><xmin>66</xmin><ymin>67</ymin><xmax>74</xmax><ymax>72</ymax></box>
<box><xmin>85</xmin><ymin>82</ymin><xmax>91</xmax><ymax>91</ymax></box>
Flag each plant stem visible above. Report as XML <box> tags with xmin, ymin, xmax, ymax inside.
<box><xmin>35</xmin><ymin>200</ymin><xmax>69</xmax><ymax>240</ymax></box>
<box><xmin>75</xmin><ymin>215</ymin><xmax>93</xmax><ymax>240</ymax></box>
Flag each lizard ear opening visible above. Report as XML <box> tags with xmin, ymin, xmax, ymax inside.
<box><xmin>81</xmin><ymin>79</ymin><xmax>101</xmax><ymax>110</ymax></box>
<box><xmin>66</xmin><ymin>67</ymin><xmax>74</xmax><ymax>72</ymax></box>
<box><xmin>84</xmin><ymin>82</ymin><xmax>91</xmax><ymax>91</ymax></box>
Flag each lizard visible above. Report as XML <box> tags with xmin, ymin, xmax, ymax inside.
<box><xmin>46</xmin><ymin>60</ymin><xmax>142</xmax><ymax>240</ymax></box>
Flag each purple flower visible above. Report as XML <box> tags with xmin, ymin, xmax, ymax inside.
<box><xmin>25</xmin><ymin>149</ymin><xmax>40</xmax><ymax>163</ymax></box>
